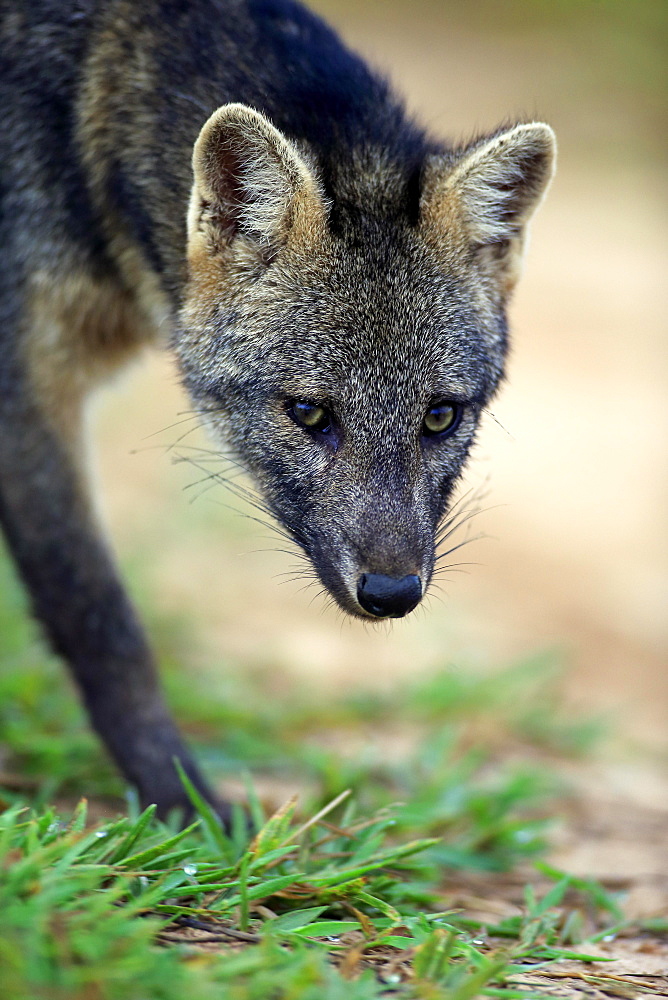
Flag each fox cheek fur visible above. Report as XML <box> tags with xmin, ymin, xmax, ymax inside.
<box><xmin>176</xmin><ymin>105</ymin><xmax>555</xmax><ymax>619</ymax></box>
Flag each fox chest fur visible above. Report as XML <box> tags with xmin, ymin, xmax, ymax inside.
<box><xmin>0</xmin><ymin>0</ymin><xmax>554</xmax><ymax>817</ymax></box>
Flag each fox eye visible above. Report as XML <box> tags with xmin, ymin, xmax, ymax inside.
<box><xmin>287</xmin><ymin>400</ymin><xmax>333</xmax><ymax>434</ymax></box>
<box><xmin>422</xmin><ymin>402</ymin><xmax>461</xmax><ymax>437</ymax></box>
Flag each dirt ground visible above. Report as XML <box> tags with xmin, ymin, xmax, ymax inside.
<box><xmin>428</xmin><ymin>752</ymin><xmax>668</xmax><ymax>997</ymax></box>
<box><xmin>88</xmin><ymin>1</ymin><xmax>667</xmax><ymax>989</ymax></box>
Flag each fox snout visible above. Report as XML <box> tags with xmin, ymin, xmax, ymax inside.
<box><xmin>301</xmin><ymin>494</ymin><xmax>435</xmax><ymax>620</ymax></box>
<box><xmin>350</xmin><ymin>518</ymin><xmax>429</xmax><ymax>619</ymax></box>
<box><xmin>356</xmin><ymin>572</ymin><xmax>423</xmax><ymax>619</ymax></box>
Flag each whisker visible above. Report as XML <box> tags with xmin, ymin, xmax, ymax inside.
<box><xmin>432</xmin><ymin>564</ymin><xmax>477</xmax><ymax>575</ymax></box>
<box><xmin>423</xmin><ymin>587</ymin><xmax>446</xmax><ymax>610</ymax></box>
<box><xmin>436</xmin><ymin>509</ymin><xmax>486</xmax><ymax>545</ymax></box>
<box><xmin>139</xmin><ymin>413</ymin><xmax>204</xmax><ymax>440</ymax></box>
<box><xmin>482</xmin><ymin>406</ymin><xmax>514</xmax><ymax>440</ymax></box>
<box><xmin>183</xmin><ymin>456</ymin><xmax>310</xmax><ymax>552</ymax></box>
<box><xmin>254</xmin><ymin>547</ymin><xmax>310</xmax><ymax>560</ymax></box>
<box><xmin>295</xmin><ymin>579</ymin><xmax>324</xmax><ymax>597</ymax></box>
<box><xmin>179</xmin><ymin>456</ymin><xmax>268</xmax><ymax>510</ymax></box>
<box><xmin>277</xmin><ymin>574</ymin><xmax>316</xmax><ymax>588</ymax></box>
<box><xmin>309</xmin><ymin>587</ymin><xmax>333</xmax><ymax>613</ymax></box>
<box><xmin>438</xmin><ymin>534</ymin><xmax>486</xmax><ymax>561</ymax></box>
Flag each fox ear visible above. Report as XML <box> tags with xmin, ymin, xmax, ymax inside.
<box><xmin>188</xmin><ymin>103</ymin><xmax>327</xmax><ymax>264</ymax></box>
<box><xmin>421</xmin><ymin>123</ymin><xmax>556</xmax><ymax>293</ymax></box>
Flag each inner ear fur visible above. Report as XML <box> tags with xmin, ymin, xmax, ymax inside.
<box><xmin>421</xmin><ymin>122</ymin><xmax>556</xmax><ymax>284</ymax></box>
<box><xmin>188</xmin><ymin>103</ymin><xmax>327</xmax><ymax>261</ymax></box>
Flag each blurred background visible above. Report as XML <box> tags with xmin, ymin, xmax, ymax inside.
<box><xmin>93</xmin><ymin>0</ymin><xmax>666</xmax><ymax>749</ymax></box>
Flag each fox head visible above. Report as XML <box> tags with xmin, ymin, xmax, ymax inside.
<box><xmin>175</xmin><ymin>104</ymin><xmax>555</xmax><ymax>619</ymax></box>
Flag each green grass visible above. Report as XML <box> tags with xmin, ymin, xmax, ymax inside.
<box><xmin>0</xmin><ymin>545</ymin><xmax>617</xmax><ymax>998</ymax></box>
<box><xmin>0</xmin><ymin>794</ymin><xmax>618</xmax><ymax>1000</ymax></box>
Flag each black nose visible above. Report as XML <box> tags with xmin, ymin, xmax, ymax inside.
<box><xmin>356</xmin><ymin>573</ymin><xmax>422</xmax><ymax>618</ymax></box>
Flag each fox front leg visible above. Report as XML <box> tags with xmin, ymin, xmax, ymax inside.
<box><xmin>0</xmin><ymin>309</ymin><xmax>224</xmax><ymax>822</ymax></box>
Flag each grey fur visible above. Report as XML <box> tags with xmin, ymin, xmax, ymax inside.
<box><xmin>0</xmin><ymin>0</ymin><xmax>555</xmax><ymax>818</ymax></box>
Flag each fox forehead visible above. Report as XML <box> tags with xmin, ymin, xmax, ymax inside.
<box><xmin>185</xmin><ymin>252</ymin><xmax>502</xmax><ymax>402</ymax></box>
<box><xmin>194</xmin><ymin>325</ymin><xmax>496</xmax><ymax>413</ymax></box>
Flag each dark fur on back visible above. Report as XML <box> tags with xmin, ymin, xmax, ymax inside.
<box><xmin>74</xmin><ymin>0</ymin><xmax>440</xmax><ymax>293</ymax></box>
